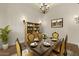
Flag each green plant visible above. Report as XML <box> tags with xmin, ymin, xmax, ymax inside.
<box><xmin>0</xmin><ymin>25</ymin><xmax>11</xmax><ymax>44</ymax></box>
<box><xmin>42</xmin><ymin>34</ymin><xmax>48</xmax><ymax>39</ymax></box>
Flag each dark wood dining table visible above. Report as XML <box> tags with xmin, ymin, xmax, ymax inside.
<box><xmin>28</xmin><ymin>39</ymin><xmax>61</xmax><ymax>56</ymax></box>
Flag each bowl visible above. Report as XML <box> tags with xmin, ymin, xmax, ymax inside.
<box><xmin>30</xmin><ymin>42</ymin><xmax>38</xmax><ymax>48</ymax></box>
<box><xmin>43</xmin><ymin>42</ymin><xmax>51</xmax><ymax>47</ymax></box>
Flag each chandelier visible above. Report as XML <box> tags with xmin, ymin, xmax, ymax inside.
<box><xmin>40</xmin><ymin>3</ymin><xmax>49</xmax><ymax>14</ymax></box>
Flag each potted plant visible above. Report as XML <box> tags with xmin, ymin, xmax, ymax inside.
<box><xmin>0</xmin><ymin>25</ymin><xmax>11</xmax><ymax>50</ymax></box>
<box><xmin>42</xmin><ymin>34</ymin><xmax>48</xmax><ymax>41</ymax></box>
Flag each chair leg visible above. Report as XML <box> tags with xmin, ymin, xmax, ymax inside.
<box><xmin>64</xmin><ymin>51</ymin><xmax>67</xmax><ymax>56</ymax></box>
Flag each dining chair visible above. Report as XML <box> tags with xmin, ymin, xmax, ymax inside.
<box><xmin>63</xmin><ymin>35</ymin><xmax>68</xmax><ymax>56</ymax></box>
<box><xmin>27</xmin><ymin>33</ymin><xmax>35</xmax><ymax>45</ymax></box>
<box><xmin>53</xmin><ymin>40</ymin><xmax>62</xmax><ymax>54</ymax></box>
<box><xmin>59</xmin><ymin>38</ymin><xmax>65</xmax><ymax>56</ymax></box>
<box><xmin>33</xmin><ymin>31</ymin><xmax>40</xmax><ymax>42</ymax></box>
<box><xmin>15</xmin><ymin>38</ymin><xmax>22</xmax><ymax>56</ymax></box>
<box><xmin>38</xmin><ymin>32</ymin><xmax>43</xmax><ymax>41</ymax></box>
<box><xmin>32</xmin><ymin>31</ymin><xmax>38</xmax><ymax>38</ymax></box>
<box><xmin>15</xmin><ymin>38</ymin><xmax>33</xmax><ymax>56</ymax></box>
<box><xmin>51</xmin><ymin>36</ymin><xmax>67</xmax><ymax>56</ymax></box>
<box><xmin>52</xmin><ymin>32</ymin><xmax>59</xmax><ymax>42</ymax></box>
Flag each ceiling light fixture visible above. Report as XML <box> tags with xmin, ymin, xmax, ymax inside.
<box><xmin>40</xmin><ymin>3</ymin><xmax>49</xmax><ymax>14</ymax></box>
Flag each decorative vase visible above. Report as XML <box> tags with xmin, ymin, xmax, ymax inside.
<box><xmin>2</xmin><ymin>43</ymin><xmax>8</xmax><ymax>50</ymax></box>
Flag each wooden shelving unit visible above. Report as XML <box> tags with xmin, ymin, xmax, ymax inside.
<box><xmin>27</xmin><ymin>22</ymin><xmax>40</xmax><ymax>34</ymax></box>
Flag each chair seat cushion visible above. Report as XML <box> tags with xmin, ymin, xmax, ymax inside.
<box><xmin>12</xmin><ymin>49</ymin><xmax>33</xmax><ymax>56</ymax></box>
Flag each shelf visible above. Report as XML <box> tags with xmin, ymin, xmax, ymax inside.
<box><xmin>27</xmin><ymin>22</ymin><xmax>40</xmax><ymax>34</ymax></box>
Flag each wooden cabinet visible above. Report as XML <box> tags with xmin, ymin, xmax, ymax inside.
<box><xmin>27</xmin><ymin>22</ymin><xmax>40</xmax><ymax>33</ymax></box>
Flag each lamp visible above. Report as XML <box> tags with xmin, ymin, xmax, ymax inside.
<box><xmin>22</xmin><ymin>16</ymin><xmax>27</xmax><ymax>24</ymax></box>
<box><xmin>23</xmin><ymin>19</ymin><xmax>26</xmax><ymax>24</ymax></box>
<box><xmin>40</xmin><ymin>3</ymin><xmax>49</xmax><ymax>14</ymax></box>
<box><xmin>21</xmin><ymin>16</ymin><xmax>27</xmax><ymax>46</ymax></box>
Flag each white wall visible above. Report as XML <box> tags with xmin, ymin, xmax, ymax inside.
<box><xmin>0</xmin><ymin>3</ymin><xmax>42</xmax><ymax>48</ymax></box>
<box><xmin>0</xmin><ymin>3</ymin><xmax>79</xmax><ymax>48</ymax></box>
<box><xmin>3</xmin><ymin>3</ymin><xmax>42</xmax><ymax>46</ymax></box>
<box><xmin>42</xmin><ymin>3</ymin><xmax>79</xmax><ymax>45</ymax></box>
<box><xmin>0</xmin><ymin>4</ymin><xmax>8</xmax><ymax>48</ymax></box>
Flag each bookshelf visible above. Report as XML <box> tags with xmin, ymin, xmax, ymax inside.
<box><xmin>27</xmin><ymin>22</ymin><xmax>40</xmax><ymax>34</ymax></box>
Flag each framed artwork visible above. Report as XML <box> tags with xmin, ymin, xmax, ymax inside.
<box><xmin>51</xmin><ymin>18</ymin><xmax>63</xmax><ymax>28</ymax></box>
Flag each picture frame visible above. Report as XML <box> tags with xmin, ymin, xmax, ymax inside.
<box><xmin>51</xmin><ymin>18</ymin><xmax>63</xmax><ymax>28</ymax></box>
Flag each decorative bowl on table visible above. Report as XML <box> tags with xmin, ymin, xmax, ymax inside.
<box><xmin>43</xmin><ymin>42</ymin><xmax>51</xmax><ymax>47</ymax></box>
<box><xmin>30</xmin><ymin>42</ymin><xmax>38</xmax><ymax>48</ymax></box>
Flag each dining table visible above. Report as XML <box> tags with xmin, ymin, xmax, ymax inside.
<box><xmin>28</xmin><ymin>39</ymin><xmax>62</xmax><ymax>56</ymax></box>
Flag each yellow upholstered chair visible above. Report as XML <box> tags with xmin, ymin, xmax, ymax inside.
<box><xmin>51</xmin><ymin>38</ymin><xmax>67</xmax><ymax>56</ymax></box>
<box><xmin>38</xmin><ymin>32</ymin><xmax>43</xmax><ymax>41</ymax></box>
<box><xmin>53</xmin><ymin>41</ymin><xmax>62</xmax><ymax>53</ymax></box>
<box><xmin>15</xmin><ymin>38</ymin><xmax>33</xmax><ymax>56</ymax></box>
<box><xmin>27</xmin><ymin>33</ymin><xmax>35</xmax><ymax>44</ymax></box>
<box><xmin>52</xmin><ymin>32</ymin><xmax>59</xmax><ymax>42</ymax></box>
<box><xmin>60</xmin><ymin>38</ymin><xmax>65</xmax><ymax>56</ymax></box>
<box><xmin>63</xmin><ymin>35</ymin><xmax>68</xmax><ymax>56</ymax></box>
<box><xmin>33</xmin><ymin>31</ymin><xmax>39</xmax><ymax>42</ymax></box>
<box><xmin>60</xmin><ymin>35</ymin><xmax>67</xmax><ymax>56</ymax></box>
<box><xmin>15</xmin><ymin>38</ymin><xmax>22</xmax><ymax>56</ymax></box>
<box><xmin>50</xmin><ymin>34</ymin><xmax>68</xmax><ymax>56</ymax></box>
<box><xmin>32</xmin><ymin>31</ymin><xmax>38</xmax><ymax>38</ymax></box>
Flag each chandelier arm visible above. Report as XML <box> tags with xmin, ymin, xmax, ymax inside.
<box><xmin>40</xmin><ymin>3</ymin><xmax>49</xmax><ymax>14</ymax></box>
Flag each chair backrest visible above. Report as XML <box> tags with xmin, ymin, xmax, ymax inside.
<box><xmin>53</xmin><ymin>40</ymin><xmax>62</xmax><ymax>53</ymax></box>
<box><xmin>27</xmin><ymin>33</ymin><xmax>35</xmax><ymax>44</ymax></box>
<box><xmin>59</xmin><ymin>38</ymin><xmax>65</xmax><ymax>55</ymax></box>
<box><xmin>32</xmin><ymin>31</ymin><xmax>38</xmax><ymax>38</ymax></box>
<box><xmin>32</xmin><ymin>31</ymin><xmax>39</xmax><ymax>41</ymax></box>
<box><xmin>15</xmin><ymin>38</ymin><xmax>22</xmax><ymax>56</ymax></box>
<box><xmin>64</xmin><ymin>35</ymin><xmax>68</xmax><ymax>56</ymax></box>
<box><xmin>38</xmin><ymin>32</ymin><xmax>43</xmax><ymax>40</ymax></box>
<box><xmin>60</xmin><ymin>36</ymin><xmax>67</xmax><ymax>56</ymax></box>
<box><xmin>52</xmin><ymin>32</ymin><xmax>59</xmax><ymax>41</ymax></box>
<box><xmin>33</xmin><ymin>31</ymin><xmax>43</xmax><ymax>42</ymax></box>
<box><xmin>65</xmin><ymin>35</ymin><xmax>68</xmax><ymax>49</ymax></box>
